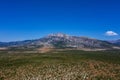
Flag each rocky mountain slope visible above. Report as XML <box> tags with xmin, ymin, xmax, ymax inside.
<box><xmin>0</xmin><ymin>33</ymin><xmax>117</xmax><ymax>50</ymax></box>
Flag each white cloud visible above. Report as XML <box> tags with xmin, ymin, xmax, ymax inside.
<box><xmin>105</xmin><ymin>31</ymin><xmax>118</xmax><ymax>36</ymax></box>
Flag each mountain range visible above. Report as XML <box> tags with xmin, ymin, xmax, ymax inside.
<box><xmin>0</xmin><ymin>33</ymin><xmax>120</xmax><ymax>50</ymax></box>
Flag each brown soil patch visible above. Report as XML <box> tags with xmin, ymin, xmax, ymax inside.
<box><xmin>0</xmin><ymin>47</ymin><xmax>7</xmax><ymax>50</ymax></box>
<box><xmin>38</xmin><ymin>47</ymin><xmax>54</xmax><ymax>53</ymax></box>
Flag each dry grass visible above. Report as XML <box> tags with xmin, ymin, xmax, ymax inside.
<box><xmin>0</xmin><ymin>50</ymin><xmax>120</xmax><ymax>80</ymax></box>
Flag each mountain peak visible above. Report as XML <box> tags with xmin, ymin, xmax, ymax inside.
<box><xmin>0</xmin><ymin>33</ymin><xmax>119</xmax><ymax>50</ymax></box>
<box><xmin>47</xmin><ymin>33</ymin><xmax>69</xmax><ymax>37</ymax></box>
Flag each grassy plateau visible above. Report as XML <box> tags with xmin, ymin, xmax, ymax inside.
<box><xmin>0</xmin><ymin>50</ymin><xmax>120</xmax><ymax>80</ymax></box>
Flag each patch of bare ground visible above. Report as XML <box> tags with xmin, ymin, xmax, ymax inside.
<box><xmin>76</xmin><ymin>48</ymin><xmax>107</xmax><ymax>51</ymax></box>
<box><xmin>0</xmin><ymin>47</ymin><xmax>7</xmax><ymax>50</ymax></box>
<box><xmin>50</xmin><ymin>48</ymin><xmax>107</xmax><ymax>53</ymax></box>
<box><xmin>37</xmin><ymin>47</ymin><xmax>54</xmax><ymax>53</ymax></box>
<box><xmin>113</xmin><ymin>46</ymin><xmax>120</xmax><ymax>49</ymax></box>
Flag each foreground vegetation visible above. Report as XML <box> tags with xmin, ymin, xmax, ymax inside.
<box><xmin>0</xmin><ymin>50</ymin><xmax>120</xmax><ymax>80</ymax></box>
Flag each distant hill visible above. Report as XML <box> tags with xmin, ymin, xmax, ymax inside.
<box><xmin>0</xmin><ymin>33</ymin><xmax>119</xmax><ymax>50</ymax></box>
<box><xmin>108</xmin><ymin>39</ymin><xmax>120</xmax><ymax>46</ymax></box>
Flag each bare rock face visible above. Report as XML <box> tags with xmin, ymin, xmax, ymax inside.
<box><xmin>0</xmin><ymin>33</ymin><xmax>116</xmax><ymax>50</ymax></box>
<box><xmin>47</xmin><ymin>33</ymin><xmax>69</xmax><ymax>38</ymax></box>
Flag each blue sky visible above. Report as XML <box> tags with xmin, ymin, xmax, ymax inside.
<box><xmin>0</xmin><ymin>0</ymin><xmax>120</xmax><ymax>42</ymax></box>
